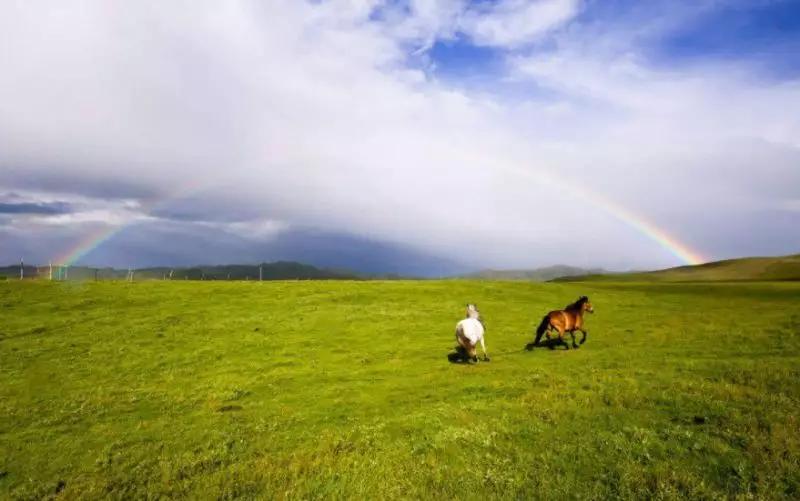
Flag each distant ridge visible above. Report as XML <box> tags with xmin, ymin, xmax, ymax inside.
<box><xmin>552</xmin><ymin>253</ymin><xmax>800</xmax><ymax>282</ymax></box>
<box><xmin>0</xmin><ymin>261</ymin><xmax>358</xmax><ymax>281</ymax></box>
<box><xmin>462</xmin><ymin>265</ymin><xmax>606</xmax><ymax>282</ymax></box>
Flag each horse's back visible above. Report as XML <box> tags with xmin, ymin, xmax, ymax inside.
<box><xmin>549</xmin><ymin>309</ymin><xmax>579</xmax><ymax>331</ymax></box>
<box><xmin>457</xmin><ymin>318</ymin><xmax>484</xmax><ymax>344</ymax></box>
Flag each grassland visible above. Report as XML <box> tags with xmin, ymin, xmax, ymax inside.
<box><xmin>1</xmin><ymin>279</ymin><xmax>799</xmax><ymax>499</ymax></box>
<box><xmin>557</xmin><ymin>254</ymin><xmax>800</xmax><ymax>283</ymax></box>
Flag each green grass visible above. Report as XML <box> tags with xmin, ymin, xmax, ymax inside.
<box><xmin>557</xmin><ymin>253</ymin><xmax>800</xmax><ymax>282</ymax></box>
<box><xmin>1</xmin><ymin>280</ymin><xmax>799</xmax><ymax>499</ymax></box>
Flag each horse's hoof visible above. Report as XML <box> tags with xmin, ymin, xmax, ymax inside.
<box><xmin>572</xmin><ymin>344</ymin><xmax>578</xmax><ymax>349</ymax></box>
<box><xmin>483</xmin><ymin>357</ymin><xmax>491</xmax><ymax>362</ymax></box>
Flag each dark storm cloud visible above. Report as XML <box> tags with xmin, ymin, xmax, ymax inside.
<box><xmin>148</xmin><ymin>198</ymin><xmax>271</xmax><ymax>224</ymax></box>
<box><xmin>677</xmin><ymin>208</ymin><xmax>800</xmax><ymax>261</ymax></box>
<box><xmin>62</xmin><ymin>220</ymin><xmax>466</xmax><ymax>277</ymax></box>
<box><xmin>0</xmin><ymin>169</ymin><xmax>161</xmax><ymax>201</ymax></box>
<box><xmin>0</xmin><ymin>201</ymin><xmax>72</xmax><ymax>215</ymax></box>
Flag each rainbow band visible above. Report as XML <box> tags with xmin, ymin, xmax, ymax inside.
<box><xmin>54</xmin><ymin>181</ymin><xmax>209</xmax><ymax>266</ymax></box>
<box><xmin>588</xmin><ymin>193</ymin><xmax>704</xmax><ymax>265</ymax></box>
<box><xmin>57</xmin><ymin>225</ymin><xmax>118</xmax><ymax>266</ymax></box>
<box><xmin>54</xmin><ymin>167</ymin><xmax>705</xmax><ymax>267</ymax></box>
<box><xmin>490</xmin><ymin>162</ymin><xmax>706</xmax><ymax>266</ymax></box>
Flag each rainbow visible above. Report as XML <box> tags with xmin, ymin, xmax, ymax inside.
<box><xmin>56</xmin><ymin>224</ymin><xmax>128</xmax><ymax>266</ymax></box>
<box><xmin>54</xmin><ymin>182</ymin><xmax>209</xmax><ymax>266</ymax></box>
<box><xmin>489</xmin><ymin>162</ymin><xmax>706</xmax><ymax>266</ymax></box>
<box><xmin>582</xmin><ymin>191</ymin><xmax>704</xmax><ymax>265</ymax></box>
<box><xmin>53</xmin><ymin>165</ymin><xmax>705</xmax><ymax>267</ymax></box>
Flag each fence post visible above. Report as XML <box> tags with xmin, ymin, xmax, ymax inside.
<box><xmin>49</xmin><ymin>261</ymin><xmax>53</xmax><ymax>281</ymax></box>
<box><xmin>20</xmin><ymin>258</ymin><xmax>23</xmax><ymax>280</ymax></box>
<box><xmin>259</xmin><ymin>265</ymin><xmax>263</xmax><ymax>281</ymax></box>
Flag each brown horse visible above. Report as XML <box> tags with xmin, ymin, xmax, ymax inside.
<box><xmin>533</xmin><ymin>296</ymin><xmax>594</xmax><ymax>349</ymax></box>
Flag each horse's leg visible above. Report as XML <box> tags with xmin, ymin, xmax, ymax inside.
<box><xmin>570</xmin><ymin>330</ymin><xmax>578</xmax><ymax>348</ymax></box>
<box><xmin>558</xmin><ymin>329</ymin><xmax>569</xmax><ymax>350</ymax></box>
<box><xmin>579</xmin><ymin>329</ymin><xmax>587</xmax><ymax>345</ymax></box>
<box><xmin>455</xmin><ymin>331</ymin><xmax>470</xmax><ymax>360</ymax></box>
<box><xmin>480</xmin><ymin>337</ymin><xmax>489</xmax><ymax>362</ymax></box>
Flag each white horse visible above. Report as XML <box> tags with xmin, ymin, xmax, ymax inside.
<box><xmin>455</xmin><ymin>304</ymin><xmax>489</xmax><ymax>362</ymax></box>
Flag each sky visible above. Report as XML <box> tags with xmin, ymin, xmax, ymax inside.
<box><xmin>1</xmin><ymin>0</ymin><xmax>799</xmax><ymax>274</ymax></box>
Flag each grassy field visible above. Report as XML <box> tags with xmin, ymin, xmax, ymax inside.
<box><xmin>1</xmin><ymin>279</ymin><xmax>799</xmax><ymax>499</ymax></box>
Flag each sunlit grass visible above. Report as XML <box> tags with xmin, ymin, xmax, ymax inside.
<box><xmin>1</xmin><ymin>280</ymin><xmax>799</xmax><ymax>499</ymax></box>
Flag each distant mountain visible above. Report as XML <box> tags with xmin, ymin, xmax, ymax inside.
<box><xmin>553</xmin><ymin>253</ymin><xmax>800</xmax><ymax>282</ymax></box>
<box><xmin>0</xmin><ymin>261</ymin><xmax>358</xmax><ymax>281</ymax></box>
<box><xmin>462</xmin><ymin>265</ymin><xmax>607</xmax><ymax>281</ymax></box>
<box><xmin>35</xmin><ymin>227</ymin><xmax>467</xmax><ymax>278</ymax></box>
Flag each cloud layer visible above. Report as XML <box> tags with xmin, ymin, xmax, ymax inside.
<box><xmin>1</xmin><ymin>0</ymin><xmax>798</xmax><ymax>272</ymax></box>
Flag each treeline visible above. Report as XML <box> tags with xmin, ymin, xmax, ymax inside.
<box><xmin>0</xmin><ymin>261</ymin><xmax>359</xmax><ymax>281</ymax></box>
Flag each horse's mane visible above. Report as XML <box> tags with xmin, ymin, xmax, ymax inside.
<box><xmin>565</xmin><ymin>296</ymin><xmax>588</xmax><ymax>311</ymax></box>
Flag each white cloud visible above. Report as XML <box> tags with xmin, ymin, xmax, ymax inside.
<box><xmin>0</xmin><ymin>0</ymin><xmax>798</xmax><ymax>270</ymax></box>
<box><xmin>384</xmin><ymin>0</ymin><xmax>466</xmax><ymax>51</ymax></box>
<box><xmin>219</xmin><ymin>219</ymin><xmax>289</xmax><ymax>240</ymax></box>
<box><xmin>460</xmin><ymin>0</ymin><xmax>581</xmax><ymax>47</ymax></box>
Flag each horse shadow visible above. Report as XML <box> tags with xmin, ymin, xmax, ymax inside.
<box><xmin>447</xmin><ymin>346</ymin><xmax>479</xmax><ymax>364</ymax></box>
<box><xmin>525</xmin><ymin>338</ymin><xmax>571</xmax><ymax>351</ymax></box>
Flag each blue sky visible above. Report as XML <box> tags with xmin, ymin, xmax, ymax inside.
<box><xmin>428</xmin><ymin>38</ymin><xmax>503</xmax><ymax>79</ymax></box>
<box><xmin>655</xmin><ymin>0</ymin><xmax>800</xmax><ymax>69</ymax></box>
<box><xmin>0</xmin><ymin>0</ymin><xmax>798</xmax><ymax>274</ymax></box>
<box><xmin>425</xmin><ymin>0</ymin><xmax>800</xmax><ymax>81</ymax></box>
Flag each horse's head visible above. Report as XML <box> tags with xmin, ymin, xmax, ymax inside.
<box><xmin>465</xmin><ymin>303</ymin><xmax>481</xmax><ymax>319</ymax></box>
<box><xmin>579</xmin><ymin>296</ymin><xmax>594</xmax><ymax>314</ymax></box>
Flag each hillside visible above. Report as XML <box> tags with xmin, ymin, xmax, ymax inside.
<box><xmin>463</xmin><ymin>265</ymin><xmax>606</xmax><ymax>281</ymax></box>
<box><xmin>554</xmin><ymin>253</ymin><xmax>800</xmax><ymax>282</ymax></box>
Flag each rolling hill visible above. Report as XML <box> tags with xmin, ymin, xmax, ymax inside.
<box><xmin>463</xmin><ymin>265</ymin><xmax>606</xmax><ymax>281</ymax></box>
<box><xmin>554</xmin><ymin>253</ymin><xmax>800</xmax><ymax>282</ymax></box>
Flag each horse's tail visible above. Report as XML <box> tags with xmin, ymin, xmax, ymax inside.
<box><xmin>534</xmin><ymin>315</ymin><xmax>550</xmax><ymax>345</ymax></box>
<box><xmin>455</xmin><ymin>322</ymin><xmax>469</xmax><ymax>345</ymax></box>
